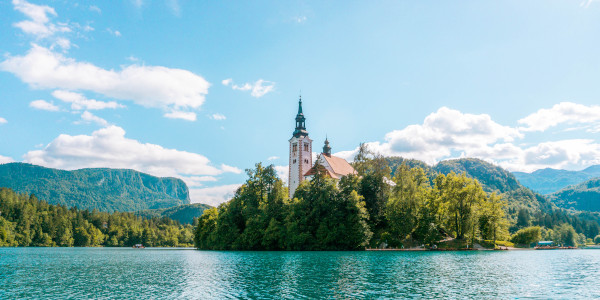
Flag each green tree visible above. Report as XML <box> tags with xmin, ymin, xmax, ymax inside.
<box><xmin>511</xmin><ymin>226</ymin><xmax>541</xmax><ymax>246</ymax></box>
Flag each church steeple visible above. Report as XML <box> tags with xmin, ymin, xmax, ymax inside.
<box><xmin>292</xmin><ymin>96</ymin><xmax>308</xmax><ymax>138</ymax></box>
<box><xmin>323</xmin><ymin>137</ymin><xmax>331</xmax><ymax>156</ymax></box>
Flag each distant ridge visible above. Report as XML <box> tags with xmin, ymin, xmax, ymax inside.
<box><xmin>0</xmin><ymin>162</ymin><xmax>190</xmax><ymax>212</ymax></box>
<box><xmin>547</xmin><ymin>178</ymin><xmax>600</xmax><ymax>212</ymax></box>
<box><xmin>136</xmin><ymin>203</ymin><xmax>212</xmax><ymax>225</ymax></box>
<box><xmin>513</xmin><ymin>165</ymin><xmax>600</xmax><ymax>195</ymax></box>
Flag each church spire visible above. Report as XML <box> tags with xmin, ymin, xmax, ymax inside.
<box><xmin>323</xmin><ymin>136</ymin><xmax>332</xmax><ymax>156</ymax></box>
<box><xmin>292</xmin><ymin>95</ymin><xmax>308</xmax><ymax>138</ymax></box>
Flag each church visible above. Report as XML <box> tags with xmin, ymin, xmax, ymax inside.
<box><xmin>288</xmin><ymin>97</ymin><xmax>357</xmax><ymax>198</ymax></box>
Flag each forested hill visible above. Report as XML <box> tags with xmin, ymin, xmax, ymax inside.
<box><xmin>386</xmin><ymin>157</ymin><xmax>552</xmax><ymax>216</ymax></box>
<box><xmin>548</xmin><ymin>178</ymin><xmax>600</xmax><ymax>212</ymax></box>
<box><xmin>136</xmin><ymin>203</ymin><xmax>211</xmax><ymax>225</ymax></box>
<box><xmin>513</xmin><ymin>165</ymin><xmax>600</xmax><ymax>195</ymax></box>
<box><xmin>0</xmin><ymin>163</ymin><xmax>189</xmax><ymax>212</ymax></box>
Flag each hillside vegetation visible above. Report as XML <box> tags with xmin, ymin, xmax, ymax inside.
<box><xmin>513</xmin><ymin>165</ymin><xmax>600</xmax><ymax>194</ymax></box>
<box><xmin>0</xmin><ymin>163</ymin><xmax>189</xmax><ymax>212</ymax></box>
<box><xmin>548</xmin><ymin>178</ymin><xmax>600</xmax><ymax>212</ymax></box>
<box><xmin>0</xmin><ymin>188</ymin><xmax>194</xmax><ymax>247</ymax></box>
<box><xmin>136</xmin><ymin>203</ymin><xmax>212</xmax><ymax>225</ymax></box>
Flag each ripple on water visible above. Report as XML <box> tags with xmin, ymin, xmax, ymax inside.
<box><xmin>1</xmin><ymin>248</ymin><xmax>600</xmax><ymax>299</ymax></box>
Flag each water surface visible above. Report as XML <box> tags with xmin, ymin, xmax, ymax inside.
<box><xmin>1</xmin><ymin>248</ymin><xmax>599</xmax><ymax>299</ymax></box>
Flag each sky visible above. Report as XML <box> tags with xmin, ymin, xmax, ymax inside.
<box><xmin>2</xmin><ymin>0</ymin><xmax>600</xmax><ymax>206</ymax></box>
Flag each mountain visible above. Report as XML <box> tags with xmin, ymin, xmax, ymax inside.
<box><xmin>512</xmin><ymin>165</ymin><xmax>600</xmax><ymax>195</ymax></box>
<box><xmin>385</xmin><ymin>157</ymin><xmax>552</xmax><ymax>217</ymax></box>
<box><xmin>0</xmin><ymin>163</ymin><xmax>189</xmax><ymax>212</ymax></box>
<box><xmin>547</xmin><ymin>178</ymin><xmax>600</xmax><ymax>212</ymax></box>
<box><xmin>135</xmin><ymin>203</ymin><xmax>212</xmax><ymax>225</ymax></box>
<box><xmin>432</xmin><ymin>158</ymin><xmax>551</xmax><ymax>215</ymax></box>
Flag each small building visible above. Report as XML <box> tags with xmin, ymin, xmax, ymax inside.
<box><xmin>304</xmin><ymin>138</ymin><xmax>357</xmax><ymax>180</ymax></box>
<box><xmin>537</xmin><ymin>241</ymin><xmax>555</xmax><ymax>246</ymax></box>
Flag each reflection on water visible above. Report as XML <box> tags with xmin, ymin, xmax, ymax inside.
<box><xmin>1</xmin><ymin>248</ymin><xmax>600</xmax><ymax>299</ymax></box>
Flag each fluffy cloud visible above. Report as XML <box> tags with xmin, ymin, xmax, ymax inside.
<box><xmin>267</xmin><ymin>156</ymin><xmax>279</xmax><ymax>161</ymax></box>
<box><xmin>78</xmin><ymin>111</ymin><xmax>108</xmax><ymax>126</ymax></box>
<box><xmin>0</xmin><ymin>155</ymin><xmax>14</xmax><ymax>164</ymax></box>
<box><xmin>0</xmin><ymin>117</ymin><xmax>7</xmax><ymax>124</ymax></box>
<box><xmin>52</xmin><ymin>90</ymin><xmax>124</xmax><ymax>110</ymax></box>
<box><xmin>12</xmin><ymin>0</ymin><xmax>70</xmax><ymax>39</ymax></box>
<box><xmin>1</xmin><ymin>45</ymin><xmax>210</xmax><ymax>116</ymax></box>
<box><xmin>518</xmin><ymin>102</ymin><xmax>600</xmax><ymax>132</ymax></box>
<box><xmin>23</xmin><ymin>126</ymin><xmax>235</xmax><ymax>179</ymax></box>
<box><xmin>274</xmin><ymin>165</ymin><xmax>289</xmax><ymax>184</ymax></box>
<box><xmin>367</xmin><ymin>107</ymin><xmax>522</xmax><ymax>164</ymax></box>
<box><xmin>164</xmin><ymin>111</ymin><xmax>197</xmax><ymax>121</ymax></box>
<box><xmin>337</xmin><ymin>105</ymin><xmax>600</xmax><ymax>173</ymax></box>
<box><xmin>190</xmin><ymin>184</ymin><xmax>241</xmax><ymax>206</ymax></box>
<box><xmin>210</xmin><ymin>113</ymin><xmax>226</xmax><ymax>120</ymax></box>
<box><xmin>223</xmin><ymin>78</ymin><xmax>275</xmax><ymax>98</ymax></box>
<box><xmin>29</xmin><ymin>99</ymin><xmax>59</xmax><ymax>111</ymax></box>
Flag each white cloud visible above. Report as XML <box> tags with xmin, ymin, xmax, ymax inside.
<box><xmin>0</xmin><ymin>117</ymin><xmax>7</xmax><ymax>124</ymax></box>
<box><xmin>107</xmin><ymin>28</ymin><xmax>121</xmax><ymax>37</ymax></box>
<box><xmin>53</xmin><ymin>38</ymin><xmax>71</xmax><ymax>51</ymax></box>
<box><xmin>181</xmin><ymin>176</ymin><xmax>218</xmax><ymax>188</ymax></box>
<box><xmin>29</xmin><ymin>99</ymin><xmax>59</xmax><ymax>111</ymax></box>
<box><xmin>1</xmin><ymin>45</ymin><xmax>210</xmax><ymax>117</ymax></box>
<box><xmin>274</xmin><ymin>165</ymin><xmax>289</xmax><ymax>184</ymax></box>
<box><xmin>79</xmin><ymin>111</ymin><xmax>108</xmax><ymax>126</ymax></box>
<box><xmin>267</xmin><ymin>156</ymin><xmax>279</xmax><ymax>161</ymax></box>
<box><xmin>518</xmin><ymin>102</ymin><xmax>600</xmax><ymax>132</ymax></box>
<box><xmin>364</xmin><ymin>107</ymin><xmax>522</xmax><ymax>164</ymax></box>
<box><xmin>164</xmin><ymin>111</ymin><xmax>197</xmax><ymax>121</ymax></box>
<box><xmin>225</xmin><ymin>78</ymin><xmax>276</xmax><ymax>98</ymax></box>
<box><xmin>336</xmin><ymin>105</ymin><xmax>600</xmax><ymax>173</ymax></box>
<box><xmin>0</xmin><ymin>155</ymin><xmax>14</xmax><ymax>164</ymax></box>
<box><xmin>211</xmin><ymin>113</ymin><xmax>226</xmax><ymax>120</ymax></box>
<box><xmin>190</xmin><ymin>184</ymin><xmax>241</xmax><ymax>206</ymax></box>
<box><xmin>220</xmin><ymin>164</ymin><xmax>243</xmax><ymax>174</ymax></box>
<box><xmin>89</xmin><ymin>5</ymin><xmax>101</xmax><ymax>13</ymax></box>
<box><xmin>52</xmin><ymin>90</ymin><xmax>124</xmax><ymax>110</ymax></box>
<box><xmin>12</xmin><ymin>0</ymin><xmax>70</xmax><ymax>39</ymax></box>
<box><xmin>24</xmin><ymin>125</ymin><xmax>236</xmax><ymax>179</ymax></box>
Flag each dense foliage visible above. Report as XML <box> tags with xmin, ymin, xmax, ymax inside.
<box><xmin>513</xmin><ymin>165</ymin><xmax>600</xmax><ymax>195</ymax></box>
<box><xmin>547</xmin><ymin>178</ymin><xmax>600</xmax><ymax>212</ymax></box>
<box><xmin>0</xmin><ymin>163</ymin><xmax>189</xmax><ymax>212</ymax></box>
<box><xmin>0</xmin><ymin>188</ymin><xmax>194</xmax><ymax>247</ymax></box>
<box><xmin>195</xmin><ymin>146</ymin><xmax>600</xmax><ymax>250</ymax></box>
<box><xmin>136</xmin><ymin>203</ymin><xmax>211</xmax><ymax>225</ymax></box>
<box><xmin>194</xmin><ymin>163</ymin><xmax>371</xmax><ymax>250</ymax></box>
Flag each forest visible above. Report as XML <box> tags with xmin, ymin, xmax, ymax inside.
<box><xmin>0</xmin><ymin>188</ymin><xmax>195</xmax><ymax>247</ymax></box>
<box><xmin>194</xmin><ymin>145</ymin><xmax>600</xmax><ymax>250</ymax></box>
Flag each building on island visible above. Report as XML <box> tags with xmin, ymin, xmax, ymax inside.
<box><xmin>304</xmin><ymin>138</ymin><xmax>357</xmax><ymax>181</ymax></box>
<box><xmin>288</xmin><ymin>97</ymin><xmax>356</xmax><ymax>198</ymax></box>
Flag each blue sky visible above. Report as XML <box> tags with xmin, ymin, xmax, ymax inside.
<box><xmin>2</xmin><ymin>0</ymin><xmax>600</xmax><ymax>205</ymax></box>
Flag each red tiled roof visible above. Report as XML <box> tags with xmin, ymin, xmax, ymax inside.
<box><xmin>303</xmin><ymin>164</ymin><xmax>337</xmax><ymax>178</ymax></box>
<box><xmin>322</xmin><ymin>155</ymin><xmax>357</xmax><ymax>176</ymax></box>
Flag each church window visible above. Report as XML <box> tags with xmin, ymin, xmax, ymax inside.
<box><xmin>304</xmin><ymin>159</ymin><xmax>308</xmax><ymax>164</ymax></box>
<box><xmin>292</xmin><ymin>143</ymin><xmax>297</xmax><ymax>152</ymax></box>
<box><xmin>303</xmin><ymin>143</ymin><xmax>309</xmax><ymax>151</ymax></box>
<box><xmin>293</xmin><ymin>159</ymin><xmax>296</xmax><ymax>164</ymax></box>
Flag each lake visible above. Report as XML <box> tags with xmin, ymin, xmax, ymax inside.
<box><xmin>1</xmin><ymin>248</ymin><xmax>599</xmax><ymax>299</ymax></box>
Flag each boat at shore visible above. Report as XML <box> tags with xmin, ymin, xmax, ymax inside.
<box><xmin>132</xmin><ymin>244</ymin><xmax>145</xmax><ymax>249</ymax></box>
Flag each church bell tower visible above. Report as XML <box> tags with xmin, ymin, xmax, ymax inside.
<box><xmin>289</xmin><ymin>96</ymin><xmax>312</xmax><ymax>198</ymax></box>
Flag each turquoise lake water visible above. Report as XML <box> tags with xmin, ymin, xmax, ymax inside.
<box><xmin>1</xmin><ymin>248</ymin><xmax>599</xmax><ymax>299</ymax></box>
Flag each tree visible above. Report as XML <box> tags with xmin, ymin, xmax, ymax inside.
<box><xmin>386</xmin><ymin>165</ymin><xmax>429</xmax><ymax>243</ymax></box>
<box><xmin>510</xmin><ymin>226</ymin><xmax>541</xmax><ymax>246</ymax></box>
